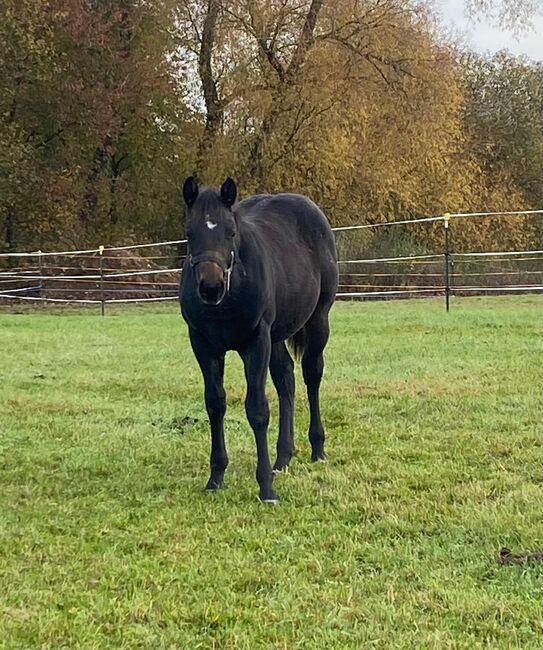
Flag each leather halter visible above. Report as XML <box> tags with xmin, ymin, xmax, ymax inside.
<box><xmin>189</xmin><ymin>250</ymin><xmax>235</xmax><ymax>293</ymax></box>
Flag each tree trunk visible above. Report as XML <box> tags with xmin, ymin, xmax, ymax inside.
<box><xmin>248</xmin><ymin>98</ymin><xmax>283</xmax><ymax>188</ymax></box>
<box><xmin>247</xmin><ymin>0</ymin><xmax>324</xmax><ymax>189</ymax></box>
<box><xmin>195</xmin><ymin>0</ymin><xmax>223</xmax><ymax>178</ymax></box>
<box><xmin>79</xmin><ymin>134</ymin><xmax>113</xmax><ymax>225</ymax></box>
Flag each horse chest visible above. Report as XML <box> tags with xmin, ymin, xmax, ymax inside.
<box><xmin>181</xmin><ymin>298</ymin><xmax>262</xmax><ymax>353</ymax></box>
<box><xmin>202</xmin><ymin>317</ymin><xmax>254</xmax><ymax>351</ymax></box>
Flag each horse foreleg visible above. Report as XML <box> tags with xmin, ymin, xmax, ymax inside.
<box><xmin>239</xmin><ymin>325</ymin><xmax>277</xmax><ymax>503</ymax></box>
<box><xmin>189</xmin><ymin>329</ymin><xmax>228</xmax><ymax>491</ymax></box>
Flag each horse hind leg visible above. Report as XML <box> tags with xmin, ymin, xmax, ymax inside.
<box><xmin>301</xmin><ymin>305</ymin><xmax>331</xmax><ymax>462</ymax></box>
<box><xmin>269</xmin><ymin>341</ymin><xmax>295</xmax><ymax>472</ymax></box>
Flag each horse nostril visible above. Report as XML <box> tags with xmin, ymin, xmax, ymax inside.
<box><xmin>199</xmin><ymin>279</ymin><xmax>225</xmax><ymax>303</ymax></box>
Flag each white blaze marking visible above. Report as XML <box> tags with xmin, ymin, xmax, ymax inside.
<box><xmin>206</xmin><ymin>220</ymin><xmax>217</xmax><ymax>230</ymax></box>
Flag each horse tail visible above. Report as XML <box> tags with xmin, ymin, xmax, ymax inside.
<box><xmin>287</xmin><ymin>327</ymin><xmax>306</xmax><ymax>361</ymax></box>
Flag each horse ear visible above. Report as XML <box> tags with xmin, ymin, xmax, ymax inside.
<box><xmin>220</xmin><ymin>177</ymin><xmax>237</xmax><ymax>207</ymax></box>
<box><xmin>183</xmin><ymin>176</ymin><xmax>199</xmax><ymax>208</ymax></box>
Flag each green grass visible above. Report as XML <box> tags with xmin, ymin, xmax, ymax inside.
<box><xmin>0</xmin><ymin>296</ymin><xmax>541</xmax><ymax>649</ymax></box>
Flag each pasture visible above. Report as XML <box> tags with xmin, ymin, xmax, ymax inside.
<box><xmin>0</xmin><ymin>296</ymin><xmax>541</xmax><ymax>648</ymax></box>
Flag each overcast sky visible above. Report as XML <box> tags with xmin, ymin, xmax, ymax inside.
<box><xmin>437</xmin><ymin>0</ymin><xmax>543</xmax><ymax>60</ymax></box>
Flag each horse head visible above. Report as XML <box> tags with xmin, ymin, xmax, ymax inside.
<box><xmin>183</xmin><ymin>176</ymin><xmax>238</xmax><ymax>306</ymax></box>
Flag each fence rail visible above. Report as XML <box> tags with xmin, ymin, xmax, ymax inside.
<box><xmin>1</xmin><ymin>209</ymin><xmax>542</xmax><ymax>311</ymax></box>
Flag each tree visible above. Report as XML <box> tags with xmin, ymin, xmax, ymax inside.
<box><xmin>0</xmin><ymin>1</ymin><xmax>58</xmax><ymax>252</ymax></box>
<box><xmin>178</xmin><ymin>1</ymin><xmax>471</xmax><ymax>203</ymax></box>
<box><xmin>458</xmin><ymin>51</ymin><xmax>543</xmax><ymax>248</ymax></box>
<box><xmin>465</xmin><ymin>52</ymin><xmax>543</xmax><ymax>205</ymax></box>
<box><xmin>0</xmin><ymin>0</ymin><xmax>189</xmax><ymax>252</ymax></box>
<box><xmin>1</xmin><ymin>0</ymin><xmax>541</xmax><ymax>255</ymax></box>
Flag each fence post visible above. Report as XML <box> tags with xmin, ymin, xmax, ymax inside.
<box><xmin>37</xmin><ymin>249</ymin><xmax>44</xmax><ymax>302</ymax></box>
<box><xmin>99</xmin><ymin>245</ymin><xmax>105</xmax><ymax>316</ymax></box>
<box><xmin>443</xmin><ymin>213</ymin><xmax>451</xmax><ymax>312</ymax></box>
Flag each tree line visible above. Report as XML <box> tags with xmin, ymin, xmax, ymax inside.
<box><xmin>1</xmin><ymin>0</ymin><xmax>541</xmax><ymax>254</ymax></box>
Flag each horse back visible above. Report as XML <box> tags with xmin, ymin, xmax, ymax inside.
<box><xmin>237</xmin><ymin>193</ymin><xmax>337</xmax><ymax>340</ymax></box>
<box><xmin>237</xmin><ymin>193</ymin><xmax>336</xmax><ymax>264</ymax></box>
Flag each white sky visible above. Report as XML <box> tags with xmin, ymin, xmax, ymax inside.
<box><xmin>436</xmin><ymin>0</ymin><xmax>543</xmax><ymax>60</ymax></box>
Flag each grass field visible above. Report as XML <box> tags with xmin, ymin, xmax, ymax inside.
<box><xmin>0</xmin><ymin>296</ymin><xmax>541</xmax><ymax>649</ymax></box>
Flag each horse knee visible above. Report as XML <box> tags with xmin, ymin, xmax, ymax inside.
<box><xmin>205</xmin><ymin>389</ymin><xmax>226</xmax><ymax>420</ymax></box>
<box><xmin>245</xmin><ymin>395</ymin><xmax>269</xmax><ymax>432</ymax></box>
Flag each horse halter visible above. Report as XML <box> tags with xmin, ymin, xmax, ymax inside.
<box><xmin>189</xmin><ymin>250</ymin><xmax>236</xmax><ymax>293</ymax></box>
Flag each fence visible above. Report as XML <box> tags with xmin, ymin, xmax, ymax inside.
<box><xmin>1</xmin><ymin>209</ymin><xmax>542</xmax><ymax>312</ymax></box>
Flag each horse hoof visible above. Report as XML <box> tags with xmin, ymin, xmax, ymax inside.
<box><xmin>311</xmin><ymin>453</ymin><xmax>327</xmax><ymax>463</ymax></box>
<box><xmin>260</xmin><ymin>489</ymin><xmax>279</xmax><ymax>504</ymax></box>
<box><xmin>273</xmin><ymin>465</ymin><xmax>289</xmax><ymax>474</ymax></box>
<box><xmin>204</xmin><ymin>480</ymin><xmax>223</xmax><ymax>492</ymax></box>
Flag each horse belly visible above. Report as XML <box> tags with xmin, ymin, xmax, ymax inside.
<box><xmin>271</xmin><ymin>272</ymin><xmax>320</xmax><ymax>342</ymax></box>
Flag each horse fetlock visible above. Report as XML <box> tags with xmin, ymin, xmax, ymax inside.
<box><xmin>309</xmin><ymin>425</ymin><xmax>325</xmax><ymax>443</ymax></box>
<box><xmin>259</xmin><ymin>487</ymin><xmax>279</xmax><ymax>504</ymax></box>
<box><xmin>211</xmin><ymin>455</ymin><xmax>228</xmax><ymax>472</ymax></box>
<box><xmin>274</xmin><ymin>448</ymin><xmax>293</xmax><ymax>472</ymax></box>
<box><xmin>310</xmin><ymin>447</ymin><xmax>327</xmax><ymax>462</ymax></box>
<box><xmin>205</xmin><ymin>475</ymin><xmax>224</xmax><ymax>491</ymax></box>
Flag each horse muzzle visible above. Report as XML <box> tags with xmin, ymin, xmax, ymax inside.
<box><xmin>198</xmin><ymin>271</ymin><xmax>226</xmax><ymax>305</ymax></box>
<box><xmin>190</xmin><ymin>252</ymin><xmax>235</xmax><ymax>306</ymax></box>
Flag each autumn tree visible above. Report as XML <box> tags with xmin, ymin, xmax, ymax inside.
<box><xmin>465</xmin><ymin>52</ymin><xmax>543</xmax><ymax>206</ymax></box>
<box><xmin>0</xmin><ymin>0</ymin><xmax>189</xmax><ymax>252</ymax></box>
<box><xmin>0</xmin><ymin>1</ymin><xmax>57</xmax><ymax>252</ymax></box>
<box><xmin>1</xmin><ymin>0</ymin><xmax>541</xmax><ymax>254</ymax></box>
<box><xmin>178</xmin><ymin>2</ymin><xmax>476</xmax><ymax>215</ymax></box>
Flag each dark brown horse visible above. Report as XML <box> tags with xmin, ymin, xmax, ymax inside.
<box><xmin>180</xmin><ymin>177</ymin><xmax>337</xmax><ymax>502</ymax></box>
